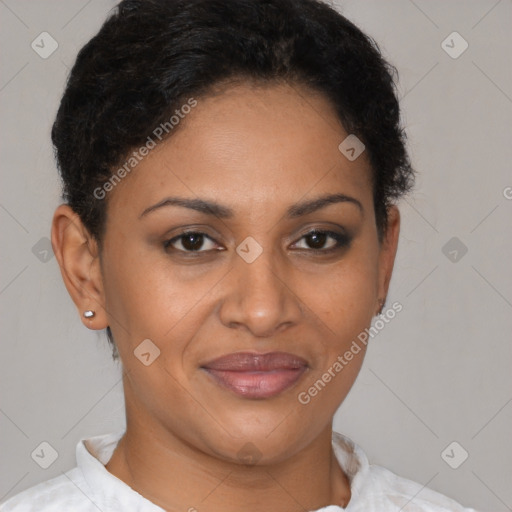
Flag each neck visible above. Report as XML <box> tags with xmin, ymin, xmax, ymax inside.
<box><xmin>106</xmin><ymin>397</ymin><xmax>351</xmax><ymax>511</ymax></box>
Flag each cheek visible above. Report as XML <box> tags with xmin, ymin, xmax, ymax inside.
<box><xmin>100</xmin><ymin>238</ymin><xmax>215</xmax><ymax>340</ymax></box>
<box><xmin>300</xmin><ymin>250</ymin><xmax>379</xmax><ymax>345</ymax></box>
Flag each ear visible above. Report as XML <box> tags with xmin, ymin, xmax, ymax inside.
<box><xmin>375</xmin><ymin>205</ymin><xmax>400</xmax><ymax>316</ymax></box>
<box><xmin>51</xmin><ymin>204</ymin><xmax>108</xmax><ymax>330</ymax></box>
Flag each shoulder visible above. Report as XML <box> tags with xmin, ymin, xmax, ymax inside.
<box><xmin>331</xmin><ymin>432</ymin><xmax>479</xmax><ymax>511</ymax></box>
<box><xmin>0</xmin><ymin>468</ymin><xmax>95</xmax><ymax>512</ymax></box>
<box><xmin>359</xmin><ymin>463</ymin><xmax>480</xmax><ymax>511</ymax></box>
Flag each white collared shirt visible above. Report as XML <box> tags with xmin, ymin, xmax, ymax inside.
<box><xmin>1</xmin><ymin>430</ymin><xmax>479</xmax><ymax>511</ymax></box>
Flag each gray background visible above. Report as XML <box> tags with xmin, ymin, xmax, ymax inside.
<box><xmin>1</xmin><ymin>1</ymin><xmax>511</xmax><ymax>510</ymax></box>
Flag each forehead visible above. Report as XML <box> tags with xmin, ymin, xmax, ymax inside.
<box><xmin>108</xmin><ymin>82</ymin><xmax>373</xmax><ymax>218</ymax></box>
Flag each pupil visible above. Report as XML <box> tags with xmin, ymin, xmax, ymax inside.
<box><xmin>183</xmin><ymin>233</ymin><xmax>203</xmax><ymax>251</ymax></box>
<box><xmin>307</xmin><ymin>232</ymin><xmax>326</xmax><ymax>249</ymax></box>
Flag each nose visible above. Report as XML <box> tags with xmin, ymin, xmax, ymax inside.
<box><xmin>218</xmin><ymin>246</ymin><xmax>303</xmax><ymax>338</ymax></box>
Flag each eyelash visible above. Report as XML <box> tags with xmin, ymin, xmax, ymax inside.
<box><xmin>163</xmin><ymin>229</ymin><xmax>351</xmax><ymax>255</ymax></box>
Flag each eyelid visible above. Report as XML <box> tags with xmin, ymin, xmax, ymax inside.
<box><xmin>164</xmin><ymin>230</ymin><xmax>223</xmax><ymax>252</ymax></box>
<box><xmin>295</xmin><ymin>225</ymin><xmax>345</xmax><ymax>237</ymax></box>
<box><xmin>291</xmin><ymin>224</ymin><xmax>349</xmax><ymax>241</ymax></box>
<box><xmin>162</xmin><ymin>223</ymin><xmax>225</xmax><ymax>242</ymax></box>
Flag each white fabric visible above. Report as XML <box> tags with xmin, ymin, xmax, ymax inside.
<box><xmin>1</xmin><ymin>430</ymin><xmax>479</xmax><ymax>511</ymax></box>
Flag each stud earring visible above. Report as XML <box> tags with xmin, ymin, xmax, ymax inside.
<box><xmin>83</xmin><ymin>310</ymin><xmax>95</xmax><ymax>319</ymax></box>
<box><xmin>377</xmin><ymin>298</ymin><xmax>385</xmax><ymax>315</ymax></box>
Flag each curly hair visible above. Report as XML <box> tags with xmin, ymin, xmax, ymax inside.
<box><xmin>51</xmin><ymin>0</ymin><xmax>415</xmax><ymax>360</ymax></box>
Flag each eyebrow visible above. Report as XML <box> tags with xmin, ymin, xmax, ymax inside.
<box><xmin>139</xmin><ymin>193</ymin><xmax>363</xmax><ymax>219</ymax></box>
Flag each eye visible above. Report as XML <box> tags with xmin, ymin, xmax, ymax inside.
<box><xmin>292</xmin><ymin>229</ymin><xmax>350</xmax><ymax>252</ymax></box>
<box><xmin>164</xmin><ymin>231</ymin><xmax>221</xmax><ymax>252</ymax></box>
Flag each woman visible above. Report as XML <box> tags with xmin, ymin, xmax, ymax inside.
<box><xmin>1</xmin><ymin>0</ymin><xmax>479</xmax><ymax>510</ymax></box>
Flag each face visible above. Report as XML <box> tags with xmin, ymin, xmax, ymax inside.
<box><xmin>55</xmin><ymin>82</ymin><xmax>399</xmax><ymax>464</ymax></box>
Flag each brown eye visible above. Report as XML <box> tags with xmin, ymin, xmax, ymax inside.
<box><xmin>164</xmin><ymin>232</ymin><xmax>219</xmax><ymax>252</ymax></box>
<box><xmin>305</xmin><ymin>231</ymin><xmax>329</xmax><ymax>249</ymax></box>
<box><xmin>293</xmin><ymin>230</ymin><xmax>350</xmax><ymax>252</ymax></box>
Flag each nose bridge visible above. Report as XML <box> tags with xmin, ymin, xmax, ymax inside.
<box><xmin>219</xmin><ymin>241</ymin><xmax>300</xmax><ymax>336</ymax></box>
<box><xmin>240</xmin><ymin>245</ymin><xmax>281</xmax><ymax>301</ymax></box>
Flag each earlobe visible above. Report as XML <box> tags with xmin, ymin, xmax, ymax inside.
<box><xmin>375</xmin><ymin>205</ymin><xmax>400</xmax><ymax>316</ymax></box>
<box><xmin>51</xmin><ymin>204</ymin><xmax>108</xmax><ymax>330</ymax></box>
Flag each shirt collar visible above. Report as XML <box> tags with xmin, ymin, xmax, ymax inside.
<box><xmin>77</xmin><ymin>429</ymin><xmax>165</xmax><ymax>511</ymax></box>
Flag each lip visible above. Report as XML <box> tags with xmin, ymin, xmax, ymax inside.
<box><xmin>201</xmin><ymin>352</ymin><xmax>309</xmax><ymax>399</ymax></box>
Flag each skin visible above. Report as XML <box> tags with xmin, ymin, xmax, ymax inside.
<box><xmin>51</xmin><ymin>81</ymin><xmax>400</xmax><ymax>512</ymax></box>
